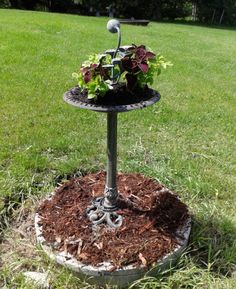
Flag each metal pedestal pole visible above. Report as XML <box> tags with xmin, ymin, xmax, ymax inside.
<box><xmin>87</xmin><ymin>112</ymin><xmax>122</xmax><ymax>228</ymax></box>
<box><xmin>103</xmin><ymin>112</ymin><xmax>118</xmax><ymax>209</ymax></box>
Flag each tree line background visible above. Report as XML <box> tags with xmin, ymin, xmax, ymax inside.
<box><xmin>0</xmin><ymin>0</ymin><xmax>236</xmax><ymax>26</ymax></box>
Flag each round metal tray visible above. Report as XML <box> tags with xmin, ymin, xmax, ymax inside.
<box><xmin>63</xmin><ymin>86</ymin><xmax>160</xmax><ymax>113</ymax></box>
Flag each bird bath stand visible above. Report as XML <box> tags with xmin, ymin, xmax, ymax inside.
<box><xmin>35</xmin><ymin>20</ymin><xmax>191</xmax><ymax>287</ymax></box>
<box><xmin>64</xmin><ymin>19</ymin><xmax>161</xmax><ymax>229</ymax></box>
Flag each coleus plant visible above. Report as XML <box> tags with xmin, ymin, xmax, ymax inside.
<box><xmin>72</xmin><ymin>45</ymin><xmax>172</xmax><ymax>100</ymax></box>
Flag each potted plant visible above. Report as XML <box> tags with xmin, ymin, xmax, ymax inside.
<box><xmin>35</xmin><ymin>19</ymin><xmax>191</xmax><ymax>287</ymax></box>
<box><xmin>71</xmin><ymin>42</ymin><xmax>172</xmax><ymax>104</ymax></box>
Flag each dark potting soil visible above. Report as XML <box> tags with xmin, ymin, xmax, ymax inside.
<box><xmin>70</xmin><ymin>84</ymin><xmax>156</xmax><ymax>106</ymax></box>
<box><xmin>37</xmin><ymin>172</ymin><xmax>189</xmax><ymax>269</ymax></box>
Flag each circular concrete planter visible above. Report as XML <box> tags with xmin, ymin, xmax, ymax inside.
<box><xmin>35</xmin><ymin>188</ymin><xmax>191</xmax><ymax>288</ymax></box>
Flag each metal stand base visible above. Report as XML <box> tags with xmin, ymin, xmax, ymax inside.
<box><xmin>86</xmin><ymin>196</ymin><xmax>122</xmax><ymax>228</ymax></box>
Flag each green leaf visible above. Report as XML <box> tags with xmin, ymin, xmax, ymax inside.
<box><xmin>87</xmin><ymin>93</ymin><xmax>96</xmax><ymax>99</ymax></box>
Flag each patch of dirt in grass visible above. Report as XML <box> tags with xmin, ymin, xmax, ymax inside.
<box><xmin>0</xmin><ymin>202</ymin><xmax>40</xmax><ymax>274</ymax></box>
<box><xmin>37</xmin><ymin>171</ymin><xmax>189</xmax><ymax>269</ymax></box>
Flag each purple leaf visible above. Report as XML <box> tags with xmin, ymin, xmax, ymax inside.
<box><xmin>145</xmin><ymin>51</ymin><xmax>156</xmax><ymax>60</ymax></box>
<box><xmin>146</xmin><ymin>51</ymin><xmax>156</xmax><ymax>60</ymax></box>
<box><xmin>135</xmin><ymin>47</ymin><xmax>146</xmax><ymax>61</ymax></box>
<box><xmin>131</xmin><ymin>60</ymin><xmax>139</xmax><ymax>71</ymax></box>
<box><xmin>84</xmin><ymin>71</ymin><xmax>92</xmax><ymax>83</ymax></box>
<box><xmin>121</xmin><ymin>57</ymin><xmax>135</xmax><ymax>72</ymax></box>
<box><xmin>91</xmin><ymin>64</ymin><xmax>98</xmax><ymax>69</ymax></box>
<box><xmin>138</xmin><ymin>62</ymin><xmax>149</xmax><ymax>73</ymax></box>
<box><xmin>134</xmin><ymin>45</ymin><xmax>156</xmax><ymax>62</ymax></box>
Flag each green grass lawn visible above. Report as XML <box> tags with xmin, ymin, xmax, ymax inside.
<box><xmin>0</xmin><ymin>8</ymin><xmax>236</xmax><ymax>288</ymax></box>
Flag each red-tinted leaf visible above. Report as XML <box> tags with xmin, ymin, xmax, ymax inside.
<box><xmin>135</xmin><ymin>47</ymin><xmax>146</xmax><ymax>61</ymax></box>
<box><xmin>84</xmin><ymin>71</ymin><xmax>92</xmax><ymax>83</ymax></box>
<box><xmin>91</xmin><ymin>64</ymin><xmax>98</xmax><ymax>69</ymax></box>
<box><xmin>80</xmin><ymin>63</ymin><xmax>97</xmax><ymax>75</ymax></box>
<box><xmin>138</xmin><ymin>62</ymin><xmax>149</xmax><ymax>73</ymax></box>
<box><xmin>131</xmin><ymin>60</ymin><xmax>139</xmax><ymax>71</ymax></box>
<box><xmin>145</xmin><ymin>51</ymin><xmax>156</xmax><ymax>60</ymax></box>
<box><xmin>135</xmin><ymin>45</ymin><xmax>155</xmax><ymax>61</ymax></box>
<box><xmin>99</xmin><ymin>66</ymin><xmax>109</xmax><ymax>79</ymax></box>
<box><xmin>122</xmin><ymin>57</ymin><xmax>135</xmax><ymax>73</ymax></box>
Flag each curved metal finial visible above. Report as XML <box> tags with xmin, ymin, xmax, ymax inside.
<box><xmin>107</xmin><ymin>19</ymin><xmax>120</xmax><ymax>33</ymax></box>
<box><xmin>106</xmin><ymin>19</ymin><xmax>121</xmax><ymax>81</ymax></box>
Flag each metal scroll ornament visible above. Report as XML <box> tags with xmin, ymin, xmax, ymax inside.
<box><xmin>87</xmin><ymin>195</ymin><xmax>122</xmax><ymax>228</ymax></box>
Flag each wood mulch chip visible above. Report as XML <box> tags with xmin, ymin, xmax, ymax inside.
<box><xmin>37</xmin><ymin>172</ymin><xmax>189</xmax><ymax>269</ymax></box>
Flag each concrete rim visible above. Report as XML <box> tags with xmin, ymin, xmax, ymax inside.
<box><xmin>35</xmin><ymin>187</ymin><xmax>191</xmax><ymax>287</ymax></box>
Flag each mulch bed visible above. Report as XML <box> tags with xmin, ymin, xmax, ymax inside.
<box><xmin>37</xmin><ymin>172</ymin><xmax>189</xmax><ymax>269</ymax></box>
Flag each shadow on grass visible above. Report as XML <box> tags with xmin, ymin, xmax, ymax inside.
<box><xmin>189</xmin><ymin>214</ymin><xmax>236</xmax><ymax>276</ymax></box>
